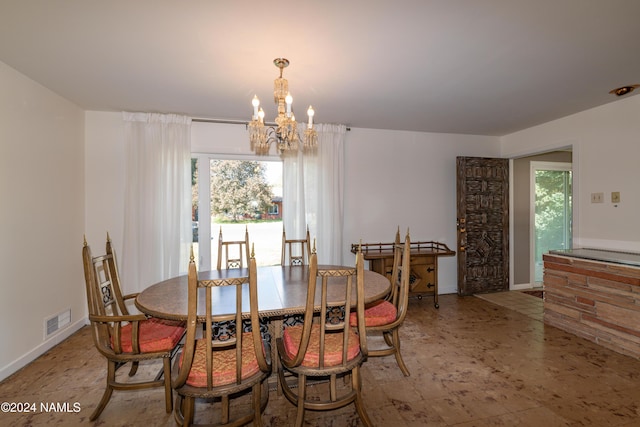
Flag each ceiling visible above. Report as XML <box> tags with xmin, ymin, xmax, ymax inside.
<box><xmin>1</xmin><ymin>0</ymin><xmax>639</xmax><ymax>136</ymax></box>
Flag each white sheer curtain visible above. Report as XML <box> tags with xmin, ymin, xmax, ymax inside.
<box><xmin>121</xmin><ymin>112</ymin><xmax>192</xmax><ymax>294</ymax></box>
<box><xmin>282</xmin><ymin>150</ymin><xmax>306</xmax><ymax>239</ymax></box>
<box><xmin>283</xmin><ymin>123</ymin><xmax>347</xmax><ymax>264</ymax></box>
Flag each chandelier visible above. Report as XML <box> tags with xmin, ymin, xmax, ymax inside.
<box><xmin>248</xmin><ymin>58</ymin><xmax>317</xmax><ymax>155</ymax></box>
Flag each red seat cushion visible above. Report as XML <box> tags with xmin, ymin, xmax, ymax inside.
<box><xmin>349</xmin><ymin>300</ymin><xmax>397</xmax><ymax>327</ymax></box>
<box><xmin>181</xmin><ymin>333</ymin><xmax>262</xmax><ymax>387</ymax></box>
<box><xmin>282</xmin><ymin>324</ymin><xmax>361</xmax><ymax>368</ymax></box>
<box><xmin>114</xmin><ymin>318</ymin><xmax>185</xmax><ymax>353</ymax></box>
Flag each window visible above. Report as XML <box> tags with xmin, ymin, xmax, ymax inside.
<box><xmin>191</xmin><ymin>156</ymin><xmax>283</xmax><ymax>269</ymax></box>
<box><xmin>268</xmin><ymin>201</ymin><xmax>280</xmax><ymax>216</ymax></box>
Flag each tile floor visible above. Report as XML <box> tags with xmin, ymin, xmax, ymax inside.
<box><xmin>2</xmin><ymin>293</ymin><xmax>640</xmax><ymax>426</ymax></box>
<box><xmin>474</xmin><ymin>288</ymin><xmax>544</xmax><ymax>322</ymax></box>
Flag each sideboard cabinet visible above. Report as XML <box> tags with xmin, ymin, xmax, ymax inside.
<box><xmin>351</xmin><ymin>240</ymin><xmax>455</xmax><ymax>308</ymax></box>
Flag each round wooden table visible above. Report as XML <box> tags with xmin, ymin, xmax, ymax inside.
<box><xmin>135</xmin><ymin>264</ymin><xmax>390</xmax><ymax>321</ymax></box>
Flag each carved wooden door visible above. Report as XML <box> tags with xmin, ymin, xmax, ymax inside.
<box><xmin>456</xmin><ymin>157</ymin><xmax>509</xmax><ymax>296</ymax></box>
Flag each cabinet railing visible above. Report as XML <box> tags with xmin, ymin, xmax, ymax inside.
<box><xmin>351</xmin><ymin>241</ymin><xmax>455</xmax><ymax>257</ymax></box>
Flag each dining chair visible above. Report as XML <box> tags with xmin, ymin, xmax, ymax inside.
<box><xmin>217</xmin><ymin>226</ymin><xmax>250</xmax><ymax>269</ymax></box>
<box><xmin>350</xmin><ymin>229</ymin><xmax>412</xmax><ymax>376</ymax></box>
<box><xmin>82</xmin><ymin>234</ymin><xmax>185</xmax><ymax>421</ymax></box>
<box><xmin>172</xmin><ymin>246</ymin><xmax>271</xmax><ymax>427</ymax></box>
<box><xmin>281</xmin><ymin>226</ymin><xmax>311</xmax><ymax>266</ymax></box>
<box><xmin>276</xmin><ymin>243</ymin><xmax>372</xmax><ymax>427</ymax></box>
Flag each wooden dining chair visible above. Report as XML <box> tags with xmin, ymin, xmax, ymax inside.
<box><xmin>172</xmin><ymin>246</ymin><xmax>271</xmax><ymax>427</ymax></box>
<box><xmin>276</xmin><ymin>243</ymin><xmax>372</xmax><ymax>427</ymax></box>
<box><xmin>217</xmin><ymin>226</ymin><xmax>251</xmax><ymax>269</ymax></box>
<box><xmin>82</xmin><ymin>234</ymin><xmax>185</xmax><ymax>421</ymax></box>
<box><xmin>350</xmin><ymin>229</ymin><xmax>412</xmax><ymax>376</ymax></box>
<box><xmin>281</xmin><ymin>226</ymin><xmax>311</xmax><ymax>266</ymax></box>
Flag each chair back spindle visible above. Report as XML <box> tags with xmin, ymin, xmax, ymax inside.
<box><xmin>217</xmin><ymin>226</ymin><xmax>250</xmax><ymax>269</ymax></box>
<box><xmin>281</xmin><ymin>226</ymin><xmax>311</xmax><ymax>266</ymax></box>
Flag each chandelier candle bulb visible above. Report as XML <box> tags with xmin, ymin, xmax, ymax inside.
<box><xmin>307</xmin><ymin>106</ymin><xmax>314</xmax><ymax>128</ymax></box>
<box><xmin>286</xmin><ymin>93</ymin><xmax>292</xmax><ymax>115</ymax></box>
<box><xmin>252</xmin><ymin>95</ymin><xmax>260</xmax><ymax>119</ymax></box>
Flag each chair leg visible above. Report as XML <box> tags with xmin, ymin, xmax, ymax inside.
<box><xmin>330</xmin><ymin>374</ymin><xmax>337</xmax><ymax>402</ymax></box>
<box><xmin>294</xmin><ymin>374</ymin><xmax>307</xmax><ymax>427</ymax></box>
<box><xmin>163</xmin><ymin>357</ymin><xmax>173</xmax><ymax>412</ymax></box>
<box><xmin>128</xmin><ymin>360</ymin><xmax>139</xmax><ymax>376</ymax></box>
<box><xmin>182</xmin><ymin>396</ymin><xmax>195</xmax><ymax>427</ymax></box>
<box><xmin>221</xmin><ymin>395</ymin><xmax>230</xmax><ymax>424</ymax></box>
<box><xmin>174</xmin><ymin>395</ymin><xmax>184</xmax><ymax>426</ymax></box>
<box><xmin>392</xmin><ymin>329</ymin><xmax>410</xmax><ymax>376</ymax></box>
<box><xmin>352</xmin><ymin>367</ymin><xmax>373</xmax><ymax>427</ymax></box>
<box><xmin>383</xmin><ymin>330</ymin><xmax>394</xmax><ymax>347</ymax></box>
<box><xmin>252</xmin><ymin>382</ymin><xmax>264</xmax><ymax>427</ymax></box>
<box><xmin>90</xmin><ymin>360</ymin><xmax>116</xmax><ymax>421</ymax></box>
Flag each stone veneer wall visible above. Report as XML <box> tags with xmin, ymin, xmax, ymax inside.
<box><xmin>543</xmin><ymin>253</ymin><xmax>640</xmax><ymax>359</ymax></box>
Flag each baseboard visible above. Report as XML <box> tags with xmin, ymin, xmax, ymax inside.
<box><xmin>0</xmin><ymin>317</ymin><xmax>87</xmax><ymax>382</ymax></box>
<box><xmin>511</xmin><ymin>283</ymin><xmax>534</xmax><ymax>291</ymax></box>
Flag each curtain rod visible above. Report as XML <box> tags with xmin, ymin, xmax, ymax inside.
<box><xmin>192</xmin><ymin>117</ymin><xmax>350</xmax><ymax>131</ymax></box>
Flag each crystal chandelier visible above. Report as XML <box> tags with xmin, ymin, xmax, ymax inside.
<box><xmin>248</xmin><ymin>58</ymin><xmax>317</xmax><ymax>155</ymax></box>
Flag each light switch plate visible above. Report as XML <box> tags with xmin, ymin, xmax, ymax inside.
<box><xmin>611</xmin><ymin>191</ymin><xmax>621</xmax><ymax>203</ymax></box>
<box><xmin>591</xmin><ymin>192</ymin><xmax>604</xmax><ymax>203</ymax></box>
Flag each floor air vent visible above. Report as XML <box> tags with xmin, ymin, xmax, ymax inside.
<box><xmin>45</xmin><ymin>309</ymin><xmax>71</xmax><ymax>338</ymax></box>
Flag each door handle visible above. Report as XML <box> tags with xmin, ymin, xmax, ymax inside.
<box><xmin>458</xmin><ymin>218</ymin><xmax>466</xmax><ymax>251</ymax></box>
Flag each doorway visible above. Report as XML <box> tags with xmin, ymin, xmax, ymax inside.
<box><xmin>530</xmin><ymin>162</ymin><xmax>572</xmax><ymax>285</ymax></box>
<box><xmin>511</xmin><ymin>150</ymin><xmax>573</xmax><ymax>289</ymax></box>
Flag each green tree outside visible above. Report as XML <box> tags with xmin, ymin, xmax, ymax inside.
<box><xmin>210</xmin><ymin>160</ymin><xmax>274</xmax><ymax>221</ymax></box>
<box><xmin>535</xmin><ymin>169</ymin><xmax>572</xmax><ymax>276</ymax></box>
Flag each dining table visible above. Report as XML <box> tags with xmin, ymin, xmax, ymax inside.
<box><xmin>135</xmin><ymin>264</ymin><xmax>390</xmax><ymax>321</ymax></box>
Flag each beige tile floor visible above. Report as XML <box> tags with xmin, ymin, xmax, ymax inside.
<box><xmin>474</xmin><ymin>288</ymin><xmax>544</xmax><ymax>322</ymax></box>
<box><xmin>2</xmin><ymin>293</ymin><xmax>640</xmax><ymax>426</ymax></box>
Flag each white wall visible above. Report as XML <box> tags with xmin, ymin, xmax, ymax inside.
<box><xmin>84</xmin><ymin>112</ymin><xmax>126</xmax><ymax>260</ymax></box>
<box><xmin>0</xmin><ymin>61</ymin><xmax>85</xmax><ymax>380</ymax></box>
<box><xmin>501</xmin><ymin>95</ymin><xmax>640</xmax><ymax>252</ymax></box>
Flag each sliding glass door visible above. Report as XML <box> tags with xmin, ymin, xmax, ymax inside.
<box><xmin>531</xmin><ymin>162</ymin><xmax>572</xmax><ymax>284</ymax></box>
<box><xmin>191</xmin><ymin>155</ymin><xmax>283</xmax><ymax>270</ymax></box>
